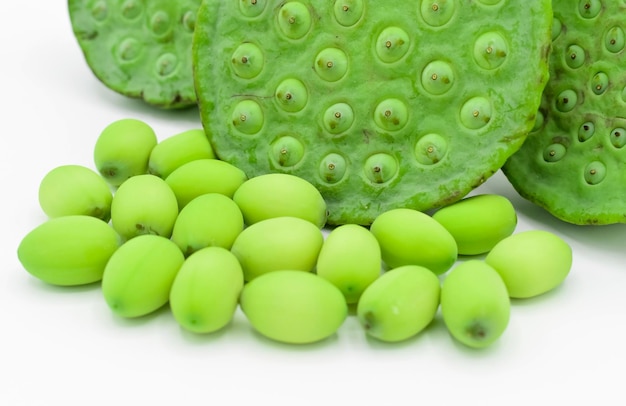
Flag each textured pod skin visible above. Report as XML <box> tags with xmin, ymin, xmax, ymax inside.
<box><xmin>316</xmin><ymin>224</ymin><xmax>381</xmax><ymax>303</ymax></box>
<box><xmin>369</xmin><ymin>208</ymin><xmax>457</xmax><ymax>275</ymax></box>
<box><xmin>68</xmin><ymin>0</ymin><xmax>202</xmax><ymax>108</ymax></box>
<box><xmin>38</xmin><ymin>165</ymin><xmax>113</xmax><ymax>221</ymax></box>
<box><xmin>165</xmin><ymin>159</ymin><xmax>247</xmax><ymax>209</ymax></box>
<box><xmin>441</xmin><ymin>260</ymin><xmax>510</xmax><ymax>349</ymax></box>
<box><xmin>432</xmin><ymin>194</ymin><xmax>517</xmax><ymax>255</ymax></box>
<box><xmin>148</xmin><ymin>129</ymin><xmax>215</xmax><ymax>179</ymax></box>
<box><xmin>232</xmin><ymin>173</ymin><xmax>327</xmax><ymax>228</ymax></box>
<box><xmin>102</xmin><ymin>235</ymin><xmax>184</xmax><ymax>318</ymax></box>
<box><xmin>240</xmin><ymin>270</ymin><xmax>348</xmax><ymax>344</ymax></box>
<box><xmin>111</xmin><ymin>174</ymin><xmax>179</xmax><ymax>240</ymax></box>
<box><xmin>193</xmin><ymin>0</ymin><xmax>553</xmax><ymax>225</ymax></box>
<box><xmin>356</xmin><ymin>265</ymin><xmax>440</xmax><ymax>343</ymax></box>
<box><xmin>17</xmin><ymin>216</ymin><xmax>120</xmax><ymax>286</ymax></box>
<box><xmin>169</xmin><ymin>247</ymin><xmax>244</xmax><ymax>334</ymax></box>
<box><xmin>503</xmin><ymin>1</ymin><xmax>626</xmax><ymax>224</ymax></box>
<box><xmin>93</xmin><ymin>118</ymin><xmax>157</xmax><ymax>187</ymax></box>
<box><xmin>230</xmin><ymin>217</ymin><xmax>323</xmax><ymax>281</ymax></box>
<box><xmin>171</xmin><ymin>193</ymin><xmax>244</xmax><ymax>256</ymax></box>
<box><xmin>485</xmin><ymin>230</ymin><xmax>572</xmax><ymax>299</ymax></box>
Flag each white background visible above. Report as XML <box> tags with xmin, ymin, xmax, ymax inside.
<box><xmin>2</xmin><ymin>2</ymin><xmax>626</xmax><ymax>405</ymax></box>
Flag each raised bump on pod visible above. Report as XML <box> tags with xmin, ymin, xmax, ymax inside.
<box><xmin>565</xmin><ymin>44</ymin><xmax>585</xmax><ymax>69</ymax></box>
<box><xmin>578</xmin><ymin>121</ymin><xmax>595</xmax><ymax>142</ymax></box>
<box><xmin>182</xmin><ymin>10</ymin><xmax>196</xmax><ymax>32</ymax></box>
<box><xmin>150</xmin><ymin>10</ymin><xmax>173</xmax><ymax>39</ymax></box>
<box><xmin>275</xmin><ymin>78</ymin><xmax>308</xmax><ymax>112</ymax></box>
<box><xmin>552</xmin><ymin>18</ymin><xmax>563</xmax><ymax>40</ymax></box>
<box><xmin>277</xmin><ymin>2</ymin><xmax>312</xmax><ymax>40</ymax></box>
<box><xmin>591</xmin><ymin>72</ymin><xmax>609</xmax><ymax>95</ymax></box>
<box><xmin>231</xmin><ymin>43</ymin><xmax>265</xmax><ymax>79</ymax></box>
<box><xmin>270</xmin><ymin>136</ymin><xmax>305</xmax><ymax>167</ymax></box>
<box><xmin>605</xmin><ymin>26</ymin><xmax>626</xmax><ymax>53</ymax></box>
<box><xmin>584</xmin><ymin>161</ymin><xmax>607</xmax><ymax>185</ymax></box>
<box><xmin>532</xmin><ymin>110</ymin><xmax>545</xmax><ymax>132</ymax></box>
<box><xmin>148</xmin><ymin>129</ymin><xmax>216</xmax><ymax>179</ymax></box>
<box><xmin>91</xmin><ymin>0</ymin><xmax>108</xmax><ymax>21</ymax></box>
<box><xmin>314</xmin><ymin>47</ymin><xmax>349</xmax><ymax>82</ymax></box>
<box><xmin>117</xmin><ymin>38</ymin><xmax>142</xmax><ymax>62</ymax></box>
<box><xmin>415</xmin><ymin>133</ymin><xmax>448</xmax><ymax>165</ymax></box>
<box><xmin>579</xmin><ymin>0</ymin><xmax>602</xmax><ymax>19</ymax></box>
<box><xmin>231</xmin><ymin>100</ymin><xmax>264</xmax><ymax>135</ymax></box>
<box><xmin>420</xmin><ymin>1</ymin><xmax>455</xmax><ymax>27</ymax></box>
<box><xmin>555</xmin><ymin>89</ymin><xmax>578</xmax><ymax>113</ymax></box>
<box><xmin>474</xmin><ymin>31</ymin><xmax>509</xmax><ymax>70</ymax></box>
<box><xmin>333</xmin><ymin>0</ymin><xmax>364</xmax><ymax>27</ymax></box>
<box><xmin>610</xmin><ymin>127</ymin><xmax>626</xmax><ymax>148</ymax></box>
<box><xmin>543</xmin><ymin>143</ymin><xmax>567</xmax><ymax>162</ymax></box>
<box><xmin>374</xmin><ymin>98</ymin><xmax>409</xmax><ymax>131</ymax></box>
<box><xmin>319</xmin><ymin>153</ymin><xmax>348</xmax><ymax>184</ymax></box>
<box><xmin>375</xmin><ymin>27</ymin><xmax>410</xmax><ymax>63</ymax></box>
<box><xmin>364</xmin><ymin>153</ymin><xmax>398</xmax><ymax>184</ymax></box>
<box><xmin>323</xmin><ymin>102</ymin><xmax>355</xmax><ymax>134</ymax></box>
<box><xmin>121</xmin><ymin>0</ymin><xmax>142</xmax><ymax>20</ymax></box>
<box><xmin>460</xmin><ymin>97</ymin><xmax>492</xmax><ymax>129</ymax></box>
<box><xmin>421</xmin><ymin>60</ymin><xmax>455</xmax><ymax>95</ymax></box>
<box><xmin>239</xmin><ymin>0</ymin><xmax>268</xmax><ymax>18</ymax></box>
<box><xmin>155</xmin><ymin>53</ymin><xmax>179</xmax><ymax>77</ymax></box>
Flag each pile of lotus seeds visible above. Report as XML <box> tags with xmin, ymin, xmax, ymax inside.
<box><xmin>17</xmin><ymin>118</ymin><xmax>573</xmax><ymax>348</ymax></box>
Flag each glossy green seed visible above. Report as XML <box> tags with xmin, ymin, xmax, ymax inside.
<box><xmin>474</xmin><ymin>31</ymin><xmax>508</xmax><ymax>70</ymax></box>
<box><xmin>323</xmin><ymin>102</ymin><xmax>355</xmax><ymax>135</ymax></box>
<box><xmin>555</xmin><ymin>89</ymin><xmax>578</xmax><ymax>113</ymax></box>
<box><xmin>579</xmin><ymin>0</ymin><xmax>602</xmax><ymax>19</ymax></box>
<box><xmin>17</xmin><ymin>216</ymin><xmax>120</xmax><ymax>286</ymax></box>
<box><xmin>578</xmin><ymin>121</ymin><xmax>595</xmax><ymax>142</ymax></box>
<box><xmin>460</xmin><ymin>97</ymin><xmax>492</xmax><ymax>129</ymax></box>
<box><xmin>415</xmin><ymin>133</ymin><xmax>448</xmax><ymax>165</ymax></box>
<box><xmin>610</xmin><ymin>128</ymin><xmax>626</xmax><ymax>148</ymax></box>
<box><xmin>374</xmin><ymin>99</ymin><xmax>409</xmax><ymax>131</ymax></box>
<box><xmin>182</xmin><ymin>10</ymin><xmax>196</xmax><ymax>32</ymax></box>
<box><xmin>375</xmin><ymin>27</ymin><xmax>410</xmax><ymax>63</ymax></box>
<box><xmin>543</xmin><ymin>143</ymin><xmax>567</xmax><ymax>162</ymax></box>
<box><xmin>565</xmin><ymin>45</ymin><xmax>585</xmax><ymax>69</ymax></box>
<box><xmin>117</xmin><ymin>38</ymin><xmax>142</xmax><ymax>62</ymax></box>
<box><xmin>420</xmin><ymin>1</ymin><xmax>455</xmax><ymax>27</ymax></box>
<box><xmin>275</xmin><ymin>78</ymin><xmax>308</xmax><ymax>112</ymax></box>
<box><xmin>121</xmin><ymin>0</ymin><xmax>142</xmax><ymax>20</ymax></box>
<box><xmin>169</xmin><ymin>247</ymin><xmax>244</xmax><ymax>334</ymax></box>
<box><xmin>277</xmin><ymin>2</ymin><xmax>312</xmax><ymax>40</ymax></box>
<box><xmin>421</xmin><ymin>61</ymin><xmax>454</xmax><ymax>95</ymax></box>
<box><xmin>231</xmin><ymin>100</ymin><xmax>265</xmax><ymax>135</ymax></box>
<box><xmin>148</xmin><ymin>129</ymin><xmax>216</xmax><ymax>179</ymax></box>
<box><xmin>270</xmin><ymin>136</ymin><xmax>305</xmax><ymax>167</ymax></box>
<box><xmin>605</xmin><ymin>26</ymin><xmax>625</xmax><ymax>53</ymax></box>
<box><xmin>319</xmin><ymin>153</ymin><xmax>348</xmax><ymax>184</ymax></box>
<box><xmin>591</xmin><ymin>72</ymin><xmax>609</xmax><ymax>95</ymax></box>
<box><xmin>485</xmin><ymin>230</ymin><xmax>572</xmax><ymax>299</ymax></box>
<box><xmin>91</xmin><ymin>1</ymin><xmax>108</xmax><ymax>21</ymax></box>
<box><xmin>155</xmin><ymin>53</ymin><xmax>178</xmax><ymax>77</ymax></box>
<box><xmin>364</xmin><ymin>153</ymin><xmax>398</xmax><ymax>184</ymax></box>
<box><xmin>150</xmin><ymin>10</ymin><xmax>172</xmax><ymax>38</ymax></box>
<box><xmin>333</xmin><ymin>0</ymin><xmax>364</xmax><ymax>27</ymax></box>
<box><xmin>231</xmin><ymin>43</ymin><xmax>264</xmax><ymax>79</ymax></box>
<box><xmin>239</xmin><ymin>0</ymin><xmax>267</xmax><ymax>18</ymax></box>
<box><xmin>552</xmin><ymin>17</ymin><xmax>563</xmax><ymax>40</ymax></box>
<box><xmin>314</xmin><ymin>48</ymin><xmax>348</xmax><ymax>82</ymax></box>
<box><xmin>584</xmin><ymin>161</ymin><xmax>607</xmax><ymax>185</ymax></box>
<box><xmin>240</xmin><ymin>270</ymin><xmax>347</xmax><ymax>344</ymax></box>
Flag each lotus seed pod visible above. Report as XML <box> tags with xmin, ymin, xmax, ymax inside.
<box><xmin>102</xmin><ymin>235</ymin><xmax>184</xmax><ymax>318</ymax></box>
<box><xmin>165</xmin><ymin>159</ymin><xmax>247</xmax><ymax>209</ymax></box>
<box><xmin>38</xmin><ymin>165</ymin><xmax>113</xmax><ymax>221</ymax></box>
<box><xmin>356</xmin><ymin>265</ymin><xmax>440</xmax><ymax>343</ymax></box>
<box><xmin>369</xmin><ymin>208</ymin><xmax>458</xmax><ymax>275</ymax></box>
<box><xmin>432</xmin><ymin>194</ymin><xmax>517</xmax><ymax>256</ymax></box>
<box><xmin>68</xmin><ymin>0</ymin><xmax>202</xmax><ymax>108</ymax></box>
<box><xmin>93</xmin><ymin>118</ymin><xmax>157</xmax><ymax>187</ymax></box>
<box><xmin>193</xmin><ymin>0</ymin><xmax>553</xmax><ymax>225</ymax></box>
<box><xmin>232</xmin><ymin>173</ymin><xmax>327</xmax><ymax>228</ymax></box>
<box><xmin>148</xmin><ymin>129</ymin><xmax>215</xmax><ymax>179</ymax></box>
<box><xmin>240</xmin><ymin>270</ymin><xmax>348</xmax><ymax>344</ymax></box>
<box><xmin>441</xmin><ymin>260</ymin><xmax>510</xmax><ymax>349</ymax></box>
<box><xmin>17</xmin><ymin>216</ymin><xmax>120</xmax><ymax>286</ymax></box>
<box><xmin>169</xmin><ymin>247</ymin><xmax>244</xmax><ymax>334</ymax></box>
<box><xmin>485</xmin><ymin>230</ymin><xmax>572</xmax><ymax>299</ymax></box>
<box><xmin>171</xmin><ymin>193</ymin><xmax>244</xmax><ymax>256</ymax></box>
<box><xmin>110</xmin><ymin>174</ymin><xmax>179</xmax><ymax>240</ymax></box>
<box><xmin>316</xmin><ymin>224</ymin><xmax>382</xmax><ymax>304</ymax></box>
<box><xmin>503</xmin><ymin>1</ymin><xmax>626</xmax><ymax>225</ymax></box>
<box><xmin>230</xmin><ymin>216</ymin><xmax>323</xmax><ymax>281</ymax></box>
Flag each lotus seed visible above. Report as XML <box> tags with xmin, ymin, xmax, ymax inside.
<box><xmin>275</xmin><ymin>78</ymin><xmax>308</xmax><ymax>112</ymax></box>
<box><xmin>334</xmin><ymin>0</ymin><xmax>364</xmax><ymax>26</ymax></box>
<box><xmin>474</xmin><ymin>31</ymin><xmax>508</xmax><ymax>70</ymax></box>
<box><xmin>278</xmin><ymin>2</ymin><xmax>311</xmax><ymax>40</ymax></box>
<box><xmin>584</xmin><ymin>161</ymin><xmax>607</xmax><ymax>185</ymax></box>
<box><xmin>579</xmin><ymin>0</ymin><xmax>602</xmax><ymax>18</ymax></box>
<box><xmin>460</xmin><ymin>97</ymin><xmax>492</xmax><ymax>129</ymax></box>
<box><xmin>232</xmin><ymin>42</ymin><xmax>264</xmax><ymax>79</ymax></box>
<box><xmin>543</xmin><ymin>143</ymin><xmax>567</xmax><ymax>162</ymax></box>
<box><xmin>578</xmin><ymin>121</ymin><xmax>595</xmax><ymax>142</ymax></box>
<box><xmin>323</xmin><ymin>102</ymin><xmax>354</xmax><ymax>134</ymax></box>
<box><xmin>239</xmin><ymin>0</ymin><xmax>267</xmax><ymax>17</ymax></box>
<box><xmin>271</xmin><ymin>136</ymin><xmax>305</xmax><ymax>167</ymax></box>
<box><xmin>375</xmin><ymin>27</ymin><xmax>410</xmax><ymax>63</ymax></box>
<box><xmin>591</xmin><ymin>72</ymin><xmax>609</xmax><ymax>95</ymax></box>
<box><xmin>121</xmin><ymin>0</ymin><xmax>142</xmax><ymax>20</ymax></box>
<box><xmin>91</xmin><ymin>1</ymin><xmax>108</xmax><ymax>21</ymax></box>
<box><xmin>420</xmin><ymin>0</ymin><xmax>455</xmax><ymax>27</ymax></box>
<box><xmin>314</xmin><ymin>48</ymin><xmax>349</xmax><ymax>82</ymax></box>
<box><xmin>156</xmin><ymin>53</ymin><xmax>178</xmax><ymax>77</ymax></box>
<box><xmin>610</xmin><ymin>128</ymin><xmax>626</xmax><ymax>148</ymax></box>
<box><xmin>232</xmin><ymin>100</ymin><xmax>264</xmax><ymax>134</ymax></box>
<box><xmin>364</xmin><ymin>154</ymin><xmax>398</xmax><ymax>184</ymax></box>
<box><xmin>374</xmin><ymin>99</ymin><xmax>409</xmax><ymax>131</ymax></box>
<box><xmin>605</xmin><ymin>26</ymin><xmax>625</xmax><ymax>53</ymax></box>
<box><xmin>565</xmin><ymin>44</ymin><xmax>585</xmax><ymax>69</ymax></box>
<box><xmin>415</xmin><ymin>133</ymin><xmax>448</xmax><ymax>165</ymax></box>
<box><xmin>421</xmin><ymin>60</ymin><xmax>454</xmax><ymax>95</ymax></box>
<box><xmin>319</xmin><ymin>153</ymin><xmax>348</xmax><ymax>183</ymax></box>
<box><xmin>555</xmin><ymin>89</ymin><xmax>578</xmax><ymax>112</ymax></box>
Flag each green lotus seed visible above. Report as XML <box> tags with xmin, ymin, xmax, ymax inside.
<box><xmin>364</xmin><ymin>153</ymin><xmax>398</xmax><ymax>184</ymax></box>
<box><xmin>239</xmin><ymin>0</ymin><xmax>267</xmax><ymax>18</ymax></box>
<box><xmin>543</xmin><ymin>143</ymin><xmax>567</xmax><ymax>162</ymax></box>
<box><xmin>319</xmin><ymin>153</ymin><xmax>348</xmax><ymax>184</ymax></box>
<box><xmin>578</xmin><ymin>121</ymin><xmax>595</xmax><ymax>142</ymax></box>
<box><xmin>591</xmin><ymin>72</ymin><xmax>609</xmax><ymax>95</ymax></box>
<box><xmin>552</xmin><ymin>18</ymin><xmax>563</xmax><ymax>40</ymax></box>
<box><xmin>323</xmin><ymin>102</ymin><xmax>355</xmax><ymax>135</ymax></box>
<box><xmin>314</xmin><ymin>48</ymin><xmax>349</xmax><ymax>82</ymax></box>
<box><xmin>485</xmin><ymin>230</ymin><xmax>572</xmax><ymax>299</ymax></box>
<box><xmin>420</xmin><ymin>1</ymin><xmax>455</xmax><ymax>27</ymax></box>
<box><xmin>121</xmin><ymin>0</ymin><xmax>142</xmax><ymax>20</ymax></box>
<box><xmin>584</xmin><ymin>161</ymin><xmax>607</xmax><ymax>185</ymax></box>
<box><xmin>460</xmin><ymin>97</ymin><xmax>492</xmax><ymax>129</ymax></box>
<box><xmin>333</xmin><ymin>0</ymin><xmax>364</xmax><ymax>27</ymax></box>
<box><xmin>532</xmin><ymin>110</ymin><xmax>545</xmax><ymax>132</ymax></box>
<box><xmin>240</xmin><ymin>270</ymin><xmax>348</xmax><ymax>344</ymax></box>
<box><xmin>277</xmin><ymin>2</ymin><xmax>312</xmax><ymax>40</ymax></box>
<box><xmin>415</xmin><ymin>133</ymin><xmax>448</xmax><ymax>165</ymax></box>
<box><xmin>421</xmin><ymin>60</ymin><xmax>455</xmax><ymax>95</ymax></box>
<box><xmin>150</xmin><ymin>10</ymin><xmax>172</xmax><ymax>38</ymax></box>
<box><xmin>605</xmin><ymin>26</ymin><xmax>625</xmax><ymax>53</ymax></box>
<box><xmin>275</xmin><ymin>78</ymin><xmax>308</xmax><ymax>112</ymax></box>
<box><xmin>231</xmin><ymin>100</ymin><xmax>265</xmax><ymax>135</ymax></box>
<box><xmin>474</xmin><ymin>31</ymin><xmax>509</xmax><ymax>70</ymax></box>
<box><xmin>230</xmin><ymin>217</ymin><xmax>323</xmax><ymax>281</ymax></box>
<box><xmin>155</xmin><ymin>53</ymin><xmax>178</xmax><ymax>77</ymax></box>
<box><xmin>579</xmin><ymin>0</ymin><xmax>602</xmax><ymax>19</ymax></box>
<box><xmin>91</xmin><ymin>0</ymin><xmax>108</xmax><ymax>21</ymax></box>
<box><xmin>231</xmin><ymin>43</ymin><xmax>265</xmax><ymax>79</ymax></box>
<box><xmin>148</xmin><ymin>129</ymin><xmax>216</xmax><ymax>179</ymax></box>
<box><xmin>375</xmin><ymin>27</ymin><xmax>410</xmax><ymax>63</ymax></box>
<box><xmin>271</xmin><ymin>136</ymin><xmax>305</xmax><ymax>167</ymax></box>
<box><xmin>374</xmin><ymin>99</ymin><xmax>409</xmax><ymax>131</ymax></box>
<box><xmin>555</xmin><ymin>89</ymin><xmax>578</xmax><ymax>113</ymax></box>
<box><xmin>117</xmin><ymin>38</ymin><xmax>142</xmax><ymax>62</ymax></box>
<box><xmin>565</xmin><ymin>44</ymin><xmax>585</xmax><ymax>69</ymax></box>
<box><xmin>357</xmin><ymin>265</ymin><xmax>440</xmax><ymax>342</ymax></box>
<box><xmin>182</xmin><ymin>10</ymin><xmax>196</xmax><ymax>32</ymax></box>
<box><xmin>610</xmin><ymin>128</ymin><xmax>626</xmax><ymax>148</ymax></box>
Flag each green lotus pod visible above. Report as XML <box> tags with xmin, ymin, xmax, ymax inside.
<box><xmin>485</xmin><ymin>230</ymin><xmax>572</xmax><ymax>299</ymax></box>
<box><xmin>38</xmin><ymin>165</ymin><xmax>113</xmax><ymax>221</ymax></box>
<box><xmin>503</xmin><ymin>1</ymin><xmax>626</xmax><ymax>225</ymax></box>
<box><xmin>240</xmin><ymin>270</ymin><xmax>348</xmax><ymax>344</ymax></box>
<box><xmin>441</xmin><ymin>260</ymin><xmax>510</xmax><ymax>349</ymax></box>
<box><xmin>230</xmin><ymin>216</ymin><xmax>324</xmax><ymax>282</ymax></box>
<box><xmin>232</xmin><ymin>173</ymin><xmax>327</xmax><ymax>228</ymax></box>
<box><xmin>17</xmin><ymin>216</ymin><xmax>120</xmax><ymax>286</ymax></box>
<box><xmin>169</xmin><ymin>247</ymin><xmax>244</xmax><ymax>334</ymax></box>
<box><xmin>432</xmin><ymin>194</ymin><xmax>517</xmax><ymax>256</ymax></box>
<box><xmin>148</xmin><ymin>129</ymin><xmax>215</xmax><ymax>179</ymax></box>
<box><xmin>165</xmin><ymin>159</ymin><xmax>247</xmax><ymax>209</ymax></box>
<box><xmin>102</xmin><ymin>234</ymin><xmax>184</xmax><ymax>318</ymax></box>
<box><xmin>356</xmin><ymin>265</ymin><xmax>440</xmax><ymax>343</ymax></box>
<box><xmin>93</xmin><ymin>118</ymin><xmax>157</xmax><ymax>187</ymax></box>
<box><xmin>68</xmin><ymin>0</ymin><xmax>201</xmax><ymax>108</ymax></box>
<box><xmin>369</xmin><ymin>208</ymin><xmax>458</xmax><ymax>275</ymax></box>
<box><xmin>193</xmin><ymin>0</ymin><xmax>553</xmax><ymax>225</ymax></box>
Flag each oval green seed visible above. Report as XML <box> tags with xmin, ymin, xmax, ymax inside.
<box><xmin>474</xmin><ymin>31</ymin><xmax>509</xmax><ymax>70</ymax></box>
<box><xmin>375</xmin><ymin>27</ymin><xmax>410</xmax><ymax>63</ymax></box>
<box><xmin>610</xmin><ymin>127</ymin><xmax>626</xmax><ymax>148</ymax></box>
<box><xmin>239</xmin><ymin>0</ymin><xmax>267</xmax><ymax>18</ymax></box>
<box><xmin>485</xmin><ymin>230</ymin><xmax>573</xmax><ymax>299</ymax></box>
<box><xmin>240</xmin><ymin>270</ymin><xmax>348</xmax><ymax>344</ymax></box>
<box><xmin>148</xmin><ymin>129</ymin><xmax>216</xmax><ymax>179</ymax></box>
<box><xmin>543</xmin><ymin>143</ymin><xmax>567</xmax><ymax>162</ymax></box>
<box><xmin>555</xmin><ymin>89</ymin><xmax>578</xmax><ymax>113</ymax></box>
<box><xmin>374</xmin><ymin>98</ymin><xmax>409</xmax><ymax>131</ymax></box>
<box><xmin>420</xmin><ymin>1</ymin><xmax>455</xmax><ymax>27</ymax></box>
<box><xmin>583</xmin><ymin>161</ymin><xmax>607</xmax><ymax>185</ymax></box>
<box><xmin>565</xmin><ymin>44</ymin><xmax>585</xmax><ymax>69</ymax></box>
<box><xmin>121</xmin><ymin>0</ymin><xmax>142</xmax><ymax>20</ymax></box>
<box><xmin>169</xmin><ymin>247</ymin><xmax>244</xmax><ymax>334</ymax></box>
<box><xmin>421</xmin><ymin>60</ymin><xmax>455</xmax><ymax>95</ymax></box>
<box><xmin>277</xmin><ymin>2</ymin><xmax>312</xmax><ymax>40</ymax></box>
<box><xmin>364</xmin><ymin>153</ymin><xmax>398</xmax><ymax>184</ymax></box>
<box><xmin>275</xmin><ymin>78</ymin><xmax>308</xmax><ymax>112</ymax></box>
<box><xmin>579</xmin><ymin>0</ymin><xmax>602</xmax><ymax>18</ymax></box>
<box><xmin>415</xmin><ymin>133</ymin><xmax>448</xmax><ymax>165</ymax></box>
<box><xmin>231</xmin><ymin>42</ymin><xmax>264</xmax><ymax>79</ymax></box>
<box><xmin>323</xmin><ymin>102</ymin><xmax>355</xmax><ymax>135</ymax></box>
<box><xmin>578</xmin><ymin>121</ymin><xmax>595</xmax><ymax>142</ymax></box>
<box><xmin>314</xmin><ymin>47</ymin><xmax>348</xmax><ymax>82</ymax></box>
<box><xmin>270</xmin><ymin>136</ymin><xmax>305</xmax><ymax>167</ymax></box>
<box><xmin>591</xmin><ymin>72</ymin><xmax>609</xmax><ymax>95</ymax></box>
<box><xmin>231</xmin><ymin>100</ymin><xmax>265</xmax><ymax>135</ymax></box>
<box><xmin>319</xmin><ymin>153</ymin><xmax>348</xmax><ymax>184</ymax></box>
<box><xmin>17</xmin><ymin>216</ymin><xmax>120</xmax><ymax>286</ymax></box>
<box><xmin>460</xmin><ymin>97</ymin><xmax>492</xmax><ymax>129</ymax></box>
<box><xmin>333</xmin><ymin>0</ymin><xmax>364</xmax><ymax>27</ymax></box>
<box><xmin>605</xmin><ymin>26</ymin><xmax>626</xmax><ymax>53</ymax></box>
